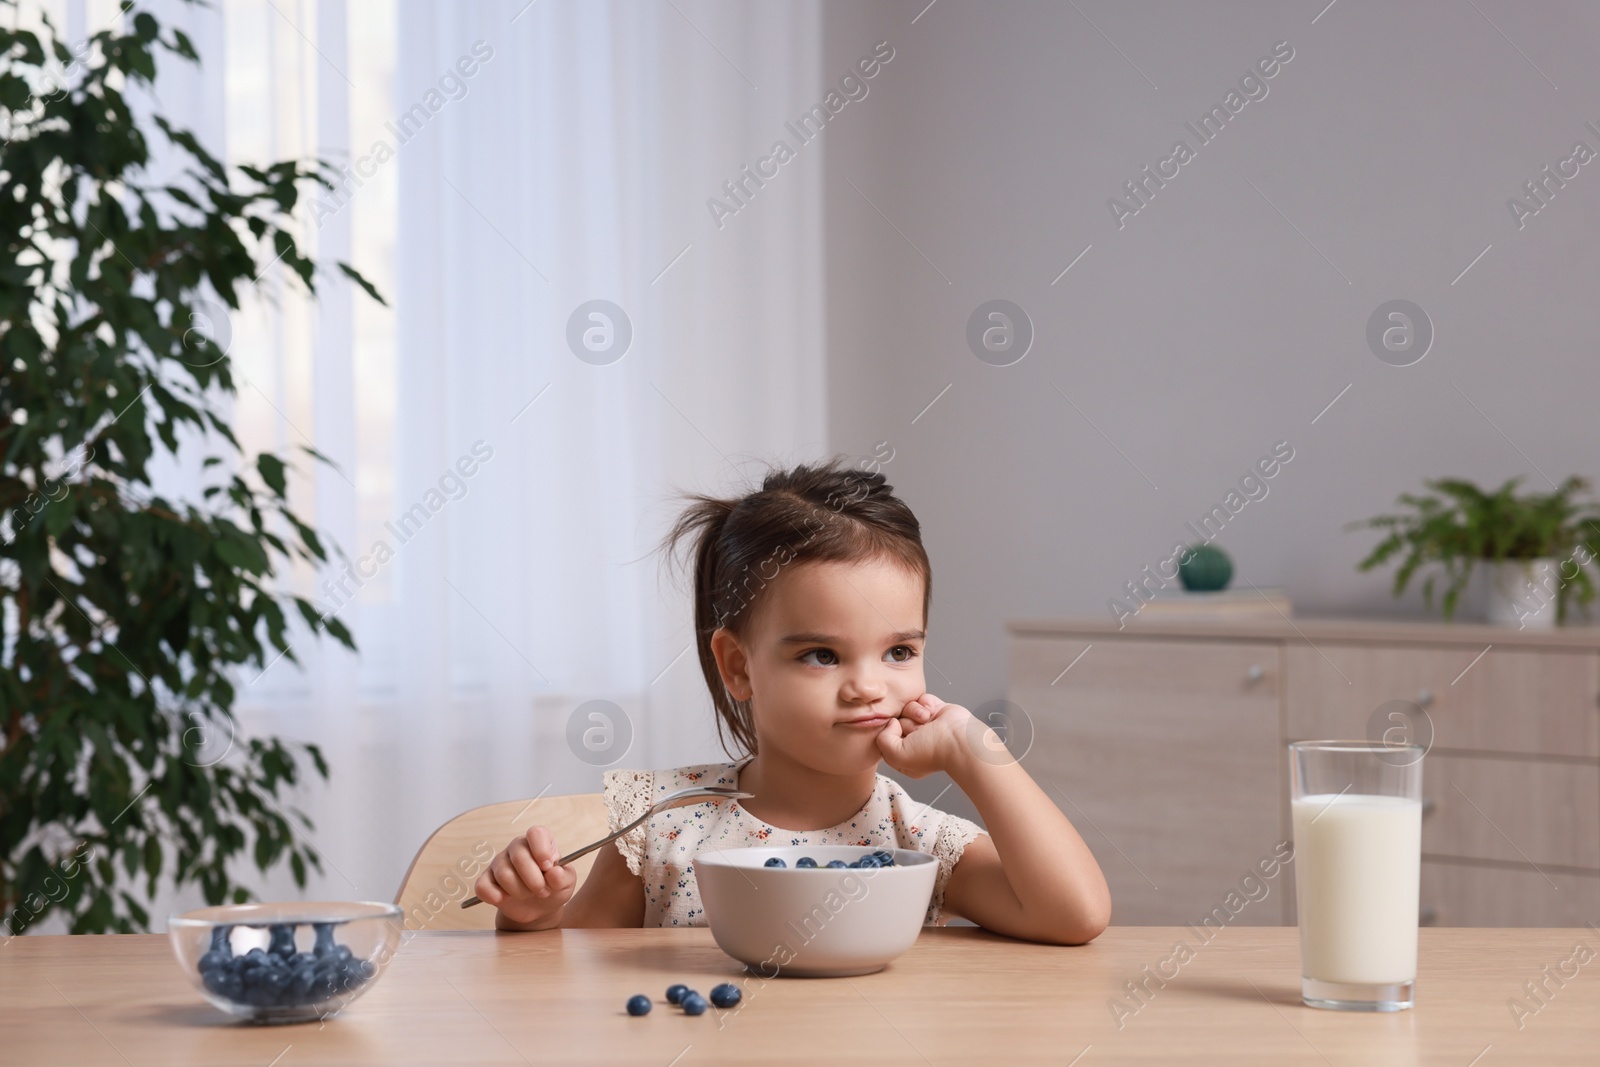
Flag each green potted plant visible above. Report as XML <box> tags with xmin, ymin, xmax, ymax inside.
<box><xmin>1346</xmin><ymin>476</ymin><xmax>1600</xmax><ymax>627</ymax></box>
<box><xmin>1</xmin><ymin>3</ymin><xmax>381</xmax><ymax>932</ymax></box>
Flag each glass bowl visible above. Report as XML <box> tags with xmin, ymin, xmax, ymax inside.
<box><xmin>167</xmin><ymin>901</ymin><xmax>404</xmax><ymax>1024</ymax></box>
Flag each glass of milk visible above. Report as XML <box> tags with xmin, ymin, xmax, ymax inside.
<box><xmin>1288</xmin><ymin>740</ymin><xmax>1424</xmax><ymax>1011</ymax></box>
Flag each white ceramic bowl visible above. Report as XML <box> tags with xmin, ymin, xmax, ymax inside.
<box><xmin>695</xmin><ymin>845</ymin><xmax>937</xmax><ymax>977</ymax></box>
<box><xmin>167</xmin><ymin>901</ymin><xmax>403</xmax><ymax>1024</ymax></box>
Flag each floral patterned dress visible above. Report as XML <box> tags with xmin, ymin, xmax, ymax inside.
<box><xmin>602</xmin><ymin>757</ymin><xmax>987</xmax><ymax>928</ymax></box>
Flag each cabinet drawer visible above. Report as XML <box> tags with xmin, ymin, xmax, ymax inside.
<box><xmin>1421</xmin><ymin>755</ymin><xmax>1600</xmax><ymax>870</ymax></box>
<box><xmin>1420</xmin><ymin>860</ymin><xmax>1600</xmax><ymax>927</ymax></box>
<box><xmin>1012</xmin><ymin>635</ymin><xmax>1286</xmax><ymax>925</ymax></box>
<box><xmin>1286</xmin><ymin>645</ymin><xmax>1600</xmax><ymax>758</ymax></box>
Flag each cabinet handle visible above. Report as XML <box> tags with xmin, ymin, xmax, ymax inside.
<box><xmin>1419</xmin><ymin>906</ymin><xmax>1438</xmax><ymax>926</ymax></box>
<box><xmin>1246</xmin><ymin>664</ymin><xmax>1264</xmax><ymax>683</ymax></box>
<box><xmin>1416</xmin><ymin>688</ymin><xmax>1435</xmax><ymax>708</ymax></box>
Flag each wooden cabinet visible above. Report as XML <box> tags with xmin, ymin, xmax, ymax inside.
<box><xmin>1010</xmin><ymin>617</ymin><xmax>1600</xmax><ymax>927</ymax></box>
<box><xmin>1420</xmin><ymin>861</ymin><xmax>1600</xmax><ymax>927</ymax></box>
<box><xmin>1419</xmin><ymin>754</ymin><xmax>1599</xmax><ymax>870</ymax></box>
<box><xmin>1284</xmin><ymin>644</ymin><xmax>1600</xmax><ymax>757</ymax></box>
<box><xmin>1013</xmin><ymin>635</ymin><xmax>1286</xmax><ymax>926</ymax></box>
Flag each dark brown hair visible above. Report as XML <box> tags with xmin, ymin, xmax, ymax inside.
<box><xmin>659</xmin><ymin>456</ymin><xmax>931</xmax><ymax>759</ymax></box>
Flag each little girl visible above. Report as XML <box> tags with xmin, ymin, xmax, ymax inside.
<box><xmin>473</xmin><ymin>458</ymin><xmax>1110</xmax><ymax>944</ymax></box>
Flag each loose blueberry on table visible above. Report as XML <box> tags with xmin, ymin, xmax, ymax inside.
<box><xmin>636</xmin><ymin>982</ymin><xmax>742</xmax><ymax>1018</ymax></box>
<box><xmin>196</xmin><ymin>921</ymin><xmax>376</xmax><ymax>1011</ymax></box>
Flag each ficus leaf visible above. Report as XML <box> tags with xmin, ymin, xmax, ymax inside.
<box><xmin>256</xmin><ymin>453</ymin><xmax>287</xmax><ymax>497</ymax></box>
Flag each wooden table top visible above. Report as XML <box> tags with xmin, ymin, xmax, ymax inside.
<box><xmin>4</xmin><ymin>925</ymin><xmax>1596</xmax><ymax>1065</ymax></box>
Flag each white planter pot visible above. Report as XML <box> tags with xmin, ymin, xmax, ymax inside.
<box><xmin>1484</xmin><ymin>558</ymin><xmax>1560</xmax><ymax>628</ymax></box>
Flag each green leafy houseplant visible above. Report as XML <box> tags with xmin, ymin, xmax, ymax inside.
<box><xmin>1346</xmin><ymin>476</ymin><xmax>1600</xmax><ymax>622</ymax></box>
<box><xmin>1</xmin><ymin>3</ymin><xmax>382</xmax><ymax>933</ymax></box>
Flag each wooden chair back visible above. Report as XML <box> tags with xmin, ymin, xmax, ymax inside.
<box><xmin>394</xmin><ymin>792</ymin><xmax>608</xmax><ymax>931</ymax></box>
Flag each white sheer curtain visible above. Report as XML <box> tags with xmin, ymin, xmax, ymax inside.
<box><xmin>103</xmin><ymin>0</ymin><xmax>829</xmax><ymax>914</ymax></box>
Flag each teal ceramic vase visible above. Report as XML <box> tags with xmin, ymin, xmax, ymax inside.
<box><xmin>1178</xmin><ymin>543</ymin><xmax>1233</xmax><ymax>591</ymax></box>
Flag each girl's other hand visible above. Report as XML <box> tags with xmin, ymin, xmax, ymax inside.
<box><xmin>474</xmin><ymin>825</ymin><xmax>579</xmax><ymax>929</ymax></box>
<box><xmin>874</xmin><ymin>693</ymin><xmax>974</xmax><ymax>779</ymax></box>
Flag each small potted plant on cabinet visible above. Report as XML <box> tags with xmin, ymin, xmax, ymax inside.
<box><xmin>1346</xmin><ymin>476</ymin><xmax>1600</xmax><ymax>627</ymax></box>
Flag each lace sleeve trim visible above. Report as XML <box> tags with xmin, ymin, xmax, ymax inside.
<box><xmin>600</xmin><ymin>768</ymin><xmax>654</xmax><ymax>877</ymax></box>
<box><xmin>926</xmin><ymin>813</ymin><xmax>986</xmax><ymax>925</ymax></box>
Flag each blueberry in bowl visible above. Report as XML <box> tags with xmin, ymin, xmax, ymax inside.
<box><xmin>168</xmin><ymin>901</ymin><xmax>404</xmax><ymax>1024</ymax></box>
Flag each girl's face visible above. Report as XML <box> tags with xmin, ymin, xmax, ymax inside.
<box><xmin>713</xmin><ymin>556</ymin><xmax>928</xmax><ymax>773</ymax></box>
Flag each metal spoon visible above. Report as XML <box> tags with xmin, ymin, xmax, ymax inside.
<box><xmin>460</xmin><ymin>785</ymin><xmax>753</xmax><ymax>908</ymax></box>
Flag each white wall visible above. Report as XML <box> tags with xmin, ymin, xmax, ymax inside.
<box><xmin>822</xmin><ymin>0</ymin><xmax>1600</xmax><ymax>779</ymax></box>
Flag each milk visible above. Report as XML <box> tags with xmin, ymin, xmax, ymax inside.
<box><xmin>1291</xmin><ymin>793</ymin><xmax>1422</xmax><ymax>985</ymax></box>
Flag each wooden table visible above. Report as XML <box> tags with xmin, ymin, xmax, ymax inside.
<box><xmin>4</xmin><ymin>926</ymin><xmax>1596</xmax><ymax>1064</ymax></box>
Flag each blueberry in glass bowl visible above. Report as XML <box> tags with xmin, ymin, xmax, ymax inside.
<box><xmin>168</xmin><ymin>901</ymin><xmax>404</xmax><ymax>1024</ymax></box>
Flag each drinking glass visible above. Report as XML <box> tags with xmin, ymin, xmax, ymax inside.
<box><xmin>1288</xmin><ymin>740</ymin><xmax>1424</xmax><ymax>1011</ymax></box>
